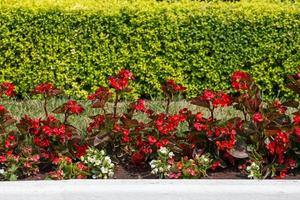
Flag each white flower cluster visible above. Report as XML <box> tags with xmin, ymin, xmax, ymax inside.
<box><xmin>0</xmin><ymin>168</ymin><xmax>7</xmax><ymax>180</ymax></box>
<box><xmin>246</xmin><ymin>161</ymin><xmax>262</xmax><ymax>179</ymax></box>
<box><xmin>195</xmin><ymin>154</ymin><xmax>211</xmax><ymax>167</ymax></box>
<box><xmin>149</xmin><ymin>147</ymin><xmax>174</xmax><ymax>177</ymax></box>
<box><xmin>81</xmin><ymin>147</ymin><xmax>114</xmax><ymax>179</ymax></box>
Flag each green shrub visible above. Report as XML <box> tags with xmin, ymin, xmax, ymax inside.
<box><xmin>0</xmin><ymin>0</ymin><xmax>300</xmax><ymax>99</ymax></box>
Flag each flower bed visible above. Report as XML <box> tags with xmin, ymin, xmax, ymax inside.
<box><xmin>0</xmin><ymin>68</ymin><xmax>300</xmax><ymax>180</ymax></box>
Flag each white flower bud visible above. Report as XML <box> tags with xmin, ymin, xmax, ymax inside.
<box><xmin>159</xmin><ymin>147</ymin><xmax>168</xmax><ymax>155</ymax></box>
<box><xmin>168</xmin><ymin>152</ymin><xmax>174</xmax><ymax>158</ymax></box>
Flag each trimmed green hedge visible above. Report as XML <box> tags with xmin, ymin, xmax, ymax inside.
<box><xmin>0</xmin><ymin>0</ymin><xmax>300</xmax><ymax>99</ymax></box>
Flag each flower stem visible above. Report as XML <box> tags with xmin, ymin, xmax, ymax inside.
<box><xmin>210</xmin><ymin>107</ymin><xmax>214</xmax><ymax>120</ymax></box>
<box><xmin>166</xmin><ymin>96</ymin><xmax>171</xmax><ymax>115</ymax></box>
<box><xmin>113</xmin><ymin>92</ymin><xmax>119</xmax><ymax>117</ymax></box>
<box><xmin>64</xmin><ymin>113</ymin><xmax>69</xmax><ymax>124</ymax></box>
<box><xmin>44</xmin><ymin>96</ymin><xmax>48</xmax><ymax>118</ymax></box>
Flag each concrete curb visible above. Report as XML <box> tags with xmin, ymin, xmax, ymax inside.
<box><xmin>0</xmin><ymin>179</ymin><xmax>299</xmax><ymax>200</ymax></box>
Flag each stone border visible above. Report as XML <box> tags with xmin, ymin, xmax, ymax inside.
<box><xmin>0</xmin><ymin>180</ymin><xmax>299</xmax><ymax>200</ymax></box>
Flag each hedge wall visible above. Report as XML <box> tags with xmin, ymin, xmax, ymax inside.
<box><xmin>0</xmin><ymin>0</ymin><xmax>300</xmax><ymax>99</ymax></box>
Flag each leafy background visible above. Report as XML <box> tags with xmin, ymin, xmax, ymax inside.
<box><xmin>0</xmin><ymin>0</ymin><xmax>299</xmax><ymax>99</ymax></box>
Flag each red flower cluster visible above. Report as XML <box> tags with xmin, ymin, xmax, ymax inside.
<box><xmin>155</xmin><ymin>113</ymin><xmax>186</xmax><ymax>135</ymax></box>
<box><xmin>33</xmin><ymin>83</ymin><xmax>53</xmax><ymax>94</ymax></box>
<box><xmin>0</xmin><ymin>82</ymin><xmax>15</xmax><ymax>97</ymax></box>
<box><xmin>0</xmin><ymin>105</ymin><xmax>7</xmax><ymax>113</ymax></box>
<box><xmin>0</xmin><ymin>155</ymin><xmax>6</xmax><ymax>163</ymax></box>
<box><xmin>201</xmin><ymin>90</ymin><xmax>231</xmax><ymax>107</ymax></box>
<box><xmin>151</xmin><ymin>137</ymin><xmax>169</xmax><ymax>149</ymax></box>
<box><xmin>275</xmin><ymin>158</ymin><xmax>297</xmax><ymax>179</ymax></box>
<box><xmin>252</xmin><ymin>112</ymin><xmax>264</xmax><ymax>123</ymax></box>
<box><xmin>202</xmin><ymin>89</ymin><xmax>215</xmax><ymax>101</ymax></box>
<box><xmin>212</xmin><ymin>92</ymin><xmax>231</xmax><ymax>108</ymax></box>
<box><xmin>109</xmin><ymin>69</ymin><xmax>133</xmax><ymax>91</ymax></box>
<box><xmin>33</xmin><ymin>83</ymin><xmax>63</xmax><ymax>97</ymax></box>
<box><xmin>293</xmin><ymin>114</ymin><xmax>300</xmax><ymax>124</ymax></box>
<box><xmin>0</xmin><ymin>152</ymin><xmax>19</xmax><ymax>163</ymax></box>
<box><xmin>63</xmin><ymin>100</ymin><xmax>85</xmax><ymax>115</ymax></box>
<box><xmin>19</xmin><ymin>115</ymin><xmax>72</xmax><ymax>158</ymax></box>
<box><xmin>131</xmin><ymin>151</ymin><xmax>145</xmax><ymax>165</ymax></box>
<box><xmin>52</xmin><ymin>156</ymin><xmax>72</xmax><ymax>165</ymax></box>
<box><xmin>214</xmin><ymin>126</ymin><xmax>236</xmax><ymax>151</ymax></box>
<box><xmin>74</xmin><ymin>144</ymin><xmax>88</xmax><ymax>158</ymax></box>
<box><xmin>48</xmin><ymin>170</ymin><xmax>64</xmax><ymax>180</ymax></box>
<box><xmin>133</xmin><ymin>99</ymin><xmax>146</xmax><ymax>111</ymax></box>
<box><xmin>231</xmin><ymin>71</ymin><xmax>251</xmax><ymax>91</ymax></box>
<box><xmin>87</xmin><ymin>86</ymin><xmax>111</xmax><ymax>101</ymax></box>
<box><xmin>293</xmin><ymin>115</ymin><xmax>300</xmax><ymax>137</ymax></box>
<box><xmin>193</xmin><ymin>113</ymin><xmax>237</xmax><ymax>153</ymax></box>
<box><xmin>273</xmin><ymin>100</ymin><xmax>287</xmax><ymax>114</ymax></box>
<box><xmin>166</xmin><ymin>156</ymin><xmax>211</xmax><ymax>179</ymax></box>
<box><xmin>121</xmin><ymin>129</ymin><xmax>130</xmax><ymax>143</ymax></box>
<box><xmin>49</xmin><ymin>156</ymin><xmax>89</xmax><ymax>179</ymax></box>
<box><xmin>22</xmin><ymin>153</ymin><xmax>40</xmax><ymax>174</ymax></box>
<box><xmin>76</xmin><ymin>162</ymin><xmax>88</xmax><ymax>171</ymax></box>
<box><xmin>136</xmin><ymin>138</ymin><xmax>152</xmax><ymax>154</ymax></box>
<box><xmin>266</xmin><ymin>130</ymin><xmax>289</xmax><ymax>164</ymax></box>
<box><xmin>293</xmin><ymin>126</ymin><xmax>300</xmax><ymax>137</ymax></box>
<box><xmin>193</xmin><ymin>113</ymin><xmax>210</xmax><ymax>133</ymax></box>
<box><xmin>148</xmin><ymin>135</ymin><xmax>157</xmax><ymax>145</ymax></box>
<box><xmin>211</xmin><ymin>160</ymin><xmax>222</xmax><ymax>171</ymax></box>
<box><xmin>131</xmin><ymin>99</ymin><xmax>153</xmax><ymax>115</ymax></box>
<box><xmin>162</xmin><ymin>80</ymin><xmax>186</xmax><ymax>94</ymax></box>
<box><xmin>87</xmin><ymin>115</ymin><xmax>105</xmax><ymax>133</ymax></box>
<box><xmin>4</xmin><ymin>135</ymin><xmax>16</xmax><ymax>149</ymax></box>
<box><xmin>128</xmin><ymin>134</ymin><xmax>170</xmax><ymax>165</ymax></box>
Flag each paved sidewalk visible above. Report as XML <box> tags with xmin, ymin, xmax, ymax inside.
<box><xmin>0</xmin><ymin>180</ymin><xmax>299</xmax><ymax>200</ymax></box>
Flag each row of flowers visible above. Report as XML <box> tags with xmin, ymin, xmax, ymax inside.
<box><xmin>0</xmin><ymin>68</ymin><xmax>300</xmax><ymax>180</ymax></box>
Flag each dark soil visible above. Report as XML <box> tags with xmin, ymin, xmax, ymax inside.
<box><xmin>113</xmin><ymin>164</ymin><xmax>300</xmax><ymax>179</ymax></box>
<box><xmin>113</xmin><ymin>164</ymin><xmax>155</xmax><ymax>179</ymax></box>
<box><xmin>22</xmin><ymin>164</ymin><xmax>300</xmax><ymax>180</ymax></box>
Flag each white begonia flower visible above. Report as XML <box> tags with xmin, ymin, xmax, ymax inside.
<box><xmin>150</xmin><ymin>164</ymin><xmax>156</xmax><ymax>169</ymax></box>
<box><xmin>158</xmin><ymin>167</ymin><xmax>164</xmax><ymax>172</ymax></box>
<box><xmin>248</xmin><ymin>171</ymin><xmax>254</xmax><ymax>178</ymax></box>
<box><xmin>95</xmin><ymin>160</ymin><xmax>101</xmax><ymax>166</ymax></box>
<box><xmin>152</xmin><ymin>168</ymin><xmax>159</xmax><ymax>174</ymax></box>
<box><xmin>108</xmin><ymin>171</ymin><xmax>114</xmax><ymax>177</ymax></box>
<box><xmin>88</xmin><ymin>157</ymin><xmax>96</xmax><ymax>163</ymax></box>
<box><xmin>101</xmin><ymin>166</ymin><xmax>108</xmax><ymax>174</ymax></box>
<box><xmin>100</xmin><ymin>150</ymin><xmax>105</xmax><ymax>155</ymax></box>
<box><xmin>168</xmin><ymin>152</ymin><xmax>174</xmax><ymax>158</ymax></box>
<box><xmin>81</xmin><ymin>147</ymin><xmax>114</xmax><ymax>179</ymax></box>
<box><xmin>0</xmin><ymin>169</ymin><xmax>5</xmax><ymax>174</ymax></box>
<box><xmin>159</xmin><ymin>147</ymin><xmax>168</xmax><ymax>155</ymax></box>
<box><xmin>149</xmin><ymin>160</ymin><xmax>157</xmax><ymax>168</ymax></box>
<box><xmin>104</xmin><ymin>156</ymin><xmax>111</xmax><ymax>163</ymax></box>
